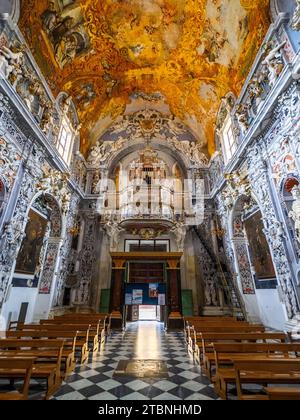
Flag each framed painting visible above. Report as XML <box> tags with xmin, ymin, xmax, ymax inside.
<box><xmin>15</xmin><ymin>209</ymin><xmax>48</xmax><ymax>275</ymax></box>
<box><xmin>244</xmin><ymin>211</ymin><xmax>276</xmax><ymax>280</ymax></box>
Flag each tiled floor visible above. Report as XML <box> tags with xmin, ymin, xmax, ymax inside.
<box><xmin>52</xmin><ymin>321</ymin><xmax>219</xmax><ymax>400</ymax></box>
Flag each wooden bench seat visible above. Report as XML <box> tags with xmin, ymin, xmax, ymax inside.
<box><xmin>6</xmin><ymin>329</ymin><xmax>77</xmax><ymax>375</ymax></box>
<box><xmin>39</xmin><ymin>320</ymin><xmax>98</xmax><ymax>355</ymax></box>
<box><xmin>12</xmin><ymin>324</ymin><xmax>90</xmax><ymax>364</ymax></box>
<box><xmin>0</xmin><ymin>340</ymin><xmax>64</xmax><ymax>399</ymax></box>
<box><xmin>264</xmin><ymin>386</ymin><xmax>300</xmax><ymax>400</ymax></box>
<box><xmin>234</xmin><ymin>360</ymin><xmax>300</xmax><ymax>400</ymax></box>
<box><xmin>196</xmin><ymin>332</ymin><xmax>287</xmax><ymax>368</ymax></box>
<box><xmin>52</xmin><ymin>316</ymin><xmax>106</xmax><ymax>348</ymax></box>
<box><xmin>0</xmin><ymin>357</ymin><xmax>35</xmax><ymax>400</ymax></box>
<box><xmin>213</xmin><ymin>343</ymin><xmax>300</xmax><ymax>399</ymax></box>
<box><xmin>189</xmin><ymin>325</ymin><xmax>265</xmax><ymax>354</ymax></box>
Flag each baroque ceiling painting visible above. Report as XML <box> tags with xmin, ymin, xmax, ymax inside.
<box><xmin>19</xmin><ymin>0</ymin><xmax>270</xmax><ymax>156</ymax></box>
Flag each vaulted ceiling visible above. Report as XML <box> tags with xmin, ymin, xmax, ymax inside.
<box><xmin>20</xmin><ymin>0</ymin><xmax>270</xmax><ymax>156</ymax></box>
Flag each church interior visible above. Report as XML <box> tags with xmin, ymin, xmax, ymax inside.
<box><xmin>0</xmin><ymin>0</ymin><xmax>300</xmax><ymax>401</ymax></box>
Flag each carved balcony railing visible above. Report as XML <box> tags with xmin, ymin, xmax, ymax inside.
<box><xmin>233</xmin><ymin>14</ymin><xmax>295</xmax><ymax>143</ymax></box>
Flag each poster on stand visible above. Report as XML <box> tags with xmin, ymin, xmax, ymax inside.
<box><xmin>125</xmin><ymin>293</ymin><xmax>132</xmax><ymax>305</ymax></box>
<box><xmin>132</xmin><ymin>289</ymin><xmax>143</xmax><ymax>304</ymax></box>
<box><xmin>158</xmin><ymin>293</ymin><xmax>165</xmax><ymax>305</ymax></box>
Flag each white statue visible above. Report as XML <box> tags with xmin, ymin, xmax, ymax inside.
<box><xmin>290</xmin><ymin>0</ymin><xmax>300</xmax><ymax>31</ymax></box>
<box><xmin>0</xmin><ymin>45</ymin><xmax>25</xmax><ymax>80</ymax></box>
<box><xmin>171</xmin><ymin>222</ymin><xmax>186</xmax><ymax>251</ymax></box>
<box><xmin>87</xmin><ymin>141</ymin><xmax>113</xmax><ymax>165</ymax></box>
<box><xmin>105</xmin><ymin>221</ymin><xmax>123</xmax><ymax>251</ymax></box>
<box><xmin>190</xmin><ymin>142</ymin><xmax>209</xmax><ymax>166</ymax></box>
<box><xmin>262</xmin><ymin>41</ymin><xmax>286</xmax><ymax>87</ymax></box>
<box><xmin>289</xmin><ymin>185</ymin><xmax>300</xmax><ymax>243</ymax></box>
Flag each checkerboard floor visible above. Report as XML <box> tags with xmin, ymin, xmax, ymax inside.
<box><xmin>52</xmin><ymin>321</ymin><xmax>219</xmax><ymax>400</ymax></box>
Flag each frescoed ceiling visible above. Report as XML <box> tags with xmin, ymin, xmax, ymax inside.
<box><xmin>19</xmin><ymin>0</ymin><xmax>270</xmax><ymax>156</ymax></box>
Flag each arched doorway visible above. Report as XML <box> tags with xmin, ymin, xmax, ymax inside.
<box><xmin>1</xmin><ymin>193</ymin><xmax>62</xmax><ymax>325</ymax></box>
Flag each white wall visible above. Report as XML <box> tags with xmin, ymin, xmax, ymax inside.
<box><xmin>2</xmin><ymin>286</ymin><xmax>38</xmax><ymax>328</ymax></box>
<box><xmin>256</xmin><ymin>288</ymin><xmax>287</xmax><ymax>330</ymax></box>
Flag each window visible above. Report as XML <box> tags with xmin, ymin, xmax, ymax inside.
<box><xmin>222</xmin><ymin>116</ymin><xmax>237</xmax><ymax>163</ymax></box>
<box><xmin>56</xmin><ymin>117</ymin><xmax>74</xmax><ymax>164</ymax></box>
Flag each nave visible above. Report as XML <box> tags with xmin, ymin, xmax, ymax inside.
<box><xmin>52</xmin><ymin>322</ymin><xmax>218</xmax><ymax>401</ymax></box>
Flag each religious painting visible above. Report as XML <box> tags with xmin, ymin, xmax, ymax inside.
<box><xmin>244</xmin><ymin>212</ymin><xmax>276</xmax><ymax>280</ymax></box>
<box><xmin>39</xmin><ymin>0</ymin><xmax>90</xmax><ymax>69</ymax></box>
<box><xmin>15</xmin><ymin>209</ymin><xmax>48</xmax><ymax>275</ymax></box>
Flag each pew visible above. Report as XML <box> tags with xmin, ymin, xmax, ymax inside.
<box><xmin>51</xmin><ymin>316</ymin><xmax>106</xmax><ymax>349</ymax></box>
<box><xmin>0</xmin><ymin>357</ymin><xmax>35</xmax><ymax>400</ymax></box>
<box><xmin>57</xmin><ymin>313</ymin><xmax>111</xmax><ymax>337</ymax></box>
<box><xmin>10</xmin><ymin>324</ymin><xmax>90</xmax><ymax>364</ymax></box>
<box><xmin>0</xmin><ymin>339</ymin><xmax>64</xmax><ymax>399</ymax></box>
<box><xmin>40</xmin><ymin>319</ymin><xmax>100</xmax><ymax>354</ymax></box>
<box><xmin>213</xmin><ymin>343</ymin><xmax>300</xmax><ymax>399</ymax></box>
<box><xmin>189</xmin><ymin>324</ymin><xmax>265</xmax><ymax>355</ymax></box>
<box><xmin>196</xmin><ymin>332</ymin><xmax>287</xmax><ymax>367</ymax></box>
<box><xmin>264</xmin><ymin>387</ymin><xmax>300</xmax><ymax>400</ymax></box>
<box><xmin>6</xmin><ymin>330</ymin><xmax>77</xmax><ymax>377</ymax></box>
<box><xmin>234</xmin><ymin>360</ymin><xmax>300</xmax><ymax>400</ymax></box>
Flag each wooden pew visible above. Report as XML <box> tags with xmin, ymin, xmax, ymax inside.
<box><xmin>0</xmin><ymin>339</ymin><xmax>64</xmax><ymax>399</ymax></box>
<box><xmin>0</xmin><ymin>357</ymin><xmax>35</xmax><ymax>400</ymax></box>
<box><xmin>57</xmin><ymin>313</ymin><xmax>110</xmax><ymax>337</ymax></box>
<box><xmin>189</xmin><ymin>324</ymin><xmax>265</xmax><ymax>355</ymax></box>
<box><xmin>183</xmin><ymin>317</ymin><xmax>238</xmax><ymax>346</ymax></box>
<box><xmin>52</xmin><ymin>316</ymin><xmax>106</xmax><ymax>349</ymax></box>
<box><xmin>6</xmin><ymin>330</ymin><xmax>77</xmax><ymax>377</ymax></box>
<box><xmin>40</xmin><ymin>319</ymin><xmax>98</xmax><ymax>356</ymax></box>
<box><xmin>264</xmin><ymin>387</ymin><xmax>300</xmax><ymax>400</ymax></box>
<box><xmin>10</xmin><ymin>324</ymin><xmax>89</xmax><ymax>364</ymax></box>
<box><xmin>196</xmin><ymin>332</ymin><xmax>287</xmax><ymax>367</ymax></box>
<box><xmin>213</xmin><ymin>343</ymin><xmax>300</xmax><ymax>399</ymax></box>
<box><xmin>234</xmin><ymin>360</ymin><xmax>300</xmax><ymax>400</ymax></box>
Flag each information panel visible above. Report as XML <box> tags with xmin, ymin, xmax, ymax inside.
<box><xmin>124</xmin><ymin>283</ymin><xmax>166</xmax><ymax>306</ymax></box>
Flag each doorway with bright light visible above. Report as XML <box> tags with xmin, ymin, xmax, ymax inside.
<box><xmin>138</xmin><ymin>305</ymin><xmax>158</xmax><ymax>321</ymax></box>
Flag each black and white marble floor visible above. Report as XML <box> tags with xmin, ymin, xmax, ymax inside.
<box><xmin>52</xmin><ymin>321</ymin><xmax>219</xmax><ymax>400</ymax></box>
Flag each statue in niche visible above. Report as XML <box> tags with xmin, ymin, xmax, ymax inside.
<box><xmin>91</xmin><ymin>171</ymin><xmax>101</xmax><ymax>194</ymax></box>
<box><xmin>289</xmin><ymin>185</ymin><xmax>300</xmax><ymax>243</ymax></box>
<box><xmin>205</xmin><ymin>281</ymin><xmax>218</xmax><ymax>306</ymax></box>
<box><xmin>171</xmin><ymin>222</ymin><xmax>186</xmax><ymax>251</ymax></box>
<box><xmin>290</xmin><ymin>0</ymin><xmax>300</xmax><ymax>31</ymax></box>
<box><xmin>105</xmin><ymin>221</ymin><xmax>123</xmax><ymax>251</ymax></box>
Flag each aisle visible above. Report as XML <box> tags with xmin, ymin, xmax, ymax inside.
<box><xmin>53</xmin><ymin>321</ymin><xmax>218</xmax><ymax>400</ymax></box>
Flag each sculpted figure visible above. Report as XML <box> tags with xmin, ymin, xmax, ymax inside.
<box><xmin>289</xmin><ymin>185</ymin><xmax>300</xmax><ymax>243</ymax></box>
<box><xmin>171</xmin><ymin>222</ymin><xmax>186</xmax><ymax>251</ymax></box>
<box><xmin>0</xmin><ymin>45</ymin><xmax>25</xmax><ymax>81</ymax></box>
<box><xmin>290</xmin><ymin>0</ymin><xmax>300</xmax><ymax>31</ymax></box>
<box><xmin>262</xmin><ymin>41</ymin><xmax>286</xmax><ymax>87</ymax></box>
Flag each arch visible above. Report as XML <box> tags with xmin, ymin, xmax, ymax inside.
<box><xmin>28</xmin><ymin>191</ymin><xmax>62</xmax><ymax>238</ymax></box>
<box><xmin>279</xmin><ymin>174</ymin><xmax>300</xmax><ymax>259</ymax></box>
<box><xmin>107</xmin><ymin>140</ymin><xmax>190</xmax><ymax>179</ymax></box>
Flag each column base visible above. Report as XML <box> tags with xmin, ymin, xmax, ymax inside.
<box><xmin>167</xmin><ymin>312</ymin><xmax>184</xmax><ymax>330</ymax></box>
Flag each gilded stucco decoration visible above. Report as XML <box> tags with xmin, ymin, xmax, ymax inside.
<box><xmin>19</xmin><ymin>0</ymin><xmax>270</xmax><ymax>155</ymax></box>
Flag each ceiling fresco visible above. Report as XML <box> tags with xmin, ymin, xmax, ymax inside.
<box><xmin>19</xmin><ymin>0</ymin><xmax>270</xmax><ymax>156</ymax></box>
